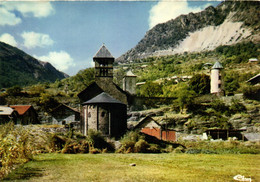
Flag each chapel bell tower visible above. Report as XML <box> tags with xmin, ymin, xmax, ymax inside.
<box><xmin>93</xmin><ymin>44</ymin><xmax>114</xmax><ymax>79</ymax></box>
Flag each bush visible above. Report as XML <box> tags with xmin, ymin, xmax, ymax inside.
<box><xmin>134</xmin><ymin>139</ymin><xmax>150</xmax><ymax>153</ymax></box>
<box><xmin>211</xmin><ymin>99</ymin><xmax>229</xmax><ymax>114</ymax></box>
<box><xmin>0</xmin><ymin>123</ymin><xmax>34</xmax><ymax>179</ymax></box>
<box><xmin>61</xmin><ymin>140</ymin><xmax>89</xmax><ymax>154</ymax></box>
<box><xmin>6</xmin><ymin>86</ymin><xmax>22</xmax><ymax>96</ymax></box>
<box><xmin>230</xmin><ymin>99</ymin><xmax>247</xmax><ymax>114</ymax></box>
<box><xmin>87</xmin><ymin>130</ymin><xmax>114</xmax><ymax>152</ymax></box>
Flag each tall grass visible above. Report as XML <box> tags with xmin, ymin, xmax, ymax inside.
<box><xmin>0</xmin><ymin>123</ymin><xmax>33</xmax><ymax>178</ymax></box>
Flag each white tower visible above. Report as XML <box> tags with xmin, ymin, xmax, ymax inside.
<box><xmin>123</xmin><ymin>70</ymin><xmax>137</xmax><ymax>95</ymax></box>
<box><xmin>210</xmin><ymin>61</ymin><xmax>224</xmax><ymax>95</ymax></box>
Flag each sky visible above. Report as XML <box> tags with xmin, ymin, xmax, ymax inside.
<box><xmin>0</xmin><ymin>1</ymin><xmax>221</xmax><ymax>76</ymax></box>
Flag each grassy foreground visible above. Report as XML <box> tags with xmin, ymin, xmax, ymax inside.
<box><xmin>4</xmin><ymin>153</ymin><xmax>260</xmax><ymax>182</ymax></box>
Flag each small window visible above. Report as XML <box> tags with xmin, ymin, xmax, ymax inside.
<box><xmin>101</xmin><ymin>111</ymin><xmax>106</xmax><ymax>117</ymax></box>
<box><xmin>88</xmin><ymin>112</ymin><xmax>91</xmax><ymax>118</ymax></box>
<box><xmin>218</xmin><ymin>84</ymin><xmax>221</xmax><ymax>88</ymax></box>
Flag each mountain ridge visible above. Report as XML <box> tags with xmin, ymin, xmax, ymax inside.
<box><xmin>117</xmin><ymin>1</ymin><xmax>260</xmax><ymax>63</ymax></box>
<box><xmin>0</xmin><ymin>41</ymin><xmax>69</xmax><ymax>88</ymax></box>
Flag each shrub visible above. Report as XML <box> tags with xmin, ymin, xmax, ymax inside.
<box><xmin>230</xmin><ymin>99</ymin><xmax>247</xmax><ymax>114</ymax></box>
<box><xmin>0</xmin><ymin>123</ymin><xmax>34</xmax><ymax>179</ymax></box>
<box><xmin>173</xmin><ymin>146</ymin><xmax>185</xmax><ymax>153</ymax></box>
<box><xmin>61</xmin><ymin>140</ymin><xmax>89</xmax><ymax>154</ymax></box>
<box><xmin>87</xmin><ymin>130</ymin><xmax>114</xmax><ymax>152</ymax></box>
<box><xmin>211</xmin><ymin>99</ymin><xmax>229</xmax><ymax>114</ymax></box>
<box><xmin>148</xmin><ymin>144</ymin><xmax>161</xmax><ymax>153</ymax></box>
<box><xmin>134</xmin><ymin>139</ymin><xmax>150</xmax><ymax>153</ymax></box>
<box><xmin>49</xmin><ymin>134</ymin><xmax>67</xmax><ymax>152</ymax></box>
<box><xmin>117</xmin><ymin>131</ymin><xmax>146</xmax><ymax>153</ymax></box>
<box><xmin>6</xmin><ymin>86</ymin><xmax>22</xmax><ymax>96</ymax></box>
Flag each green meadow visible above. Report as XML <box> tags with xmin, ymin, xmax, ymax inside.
<box><xmin>4</xmin><ymin>153</ymin><xmax>260</xmax><ymax>182</ymax></box>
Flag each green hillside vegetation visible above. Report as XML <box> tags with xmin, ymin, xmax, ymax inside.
<box><xmin>118</xmin><ymin>41</ymin><xmax>259</xmax><ymax>98</ymax></box>
<box><xmin>0</xmin><ymin>42</ymin><xmax>67</xmax><ymax>88</ymax></box>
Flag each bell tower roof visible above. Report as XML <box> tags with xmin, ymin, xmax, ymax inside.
<box><xmin>93</xmin><ymin>44</ymin><xmax>114</xmax><ymax>59</ymax></box>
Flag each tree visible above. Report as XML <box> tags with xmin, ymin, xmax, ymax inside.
<box><xmin>139</xmin><ymin>82</ymin><xmax>163</xmax><ymax>97</ymax></box>
<box><xmin>177</xmin><ymin>88</ymin><xmax>196</xmax><ymax>113</ymax></box>
<box><xmin>38</xmin><ymin>93</ymin><xmax>59</xmax><ymax>112</ymax></box>
<box><xmin>6</xmin><ymin>86</ymin><xmax>22</xmax><ymax>96</ymax></box>
<box><xmin>189</xmin><ymin>74</ymin><xmax>210</xmax><ymax>95</ymax></box>
<box><xmin>224</xmin><ymin>72</ymin><xmax>240</xmax><ymax>95</ymax></box>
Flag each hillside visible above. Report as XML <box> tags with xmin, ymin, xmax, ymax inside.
<box><xmin>117</xmin><ymin>1</ymin><xmax>260</xmax><ymax>63</ymax></box>
<box><xmin>0</xmin><ymin>42</ymin><xmax>69</xmax><ymax>88</ymax></box>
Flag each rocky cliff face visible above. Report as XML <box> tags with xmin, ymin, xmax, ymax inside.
<box><xmin>0</xmin><ymin>42</ymin><xmax>69</xmax><ymax>88</ymax></box>
<box><xmin>117</xmin><ymin>1</ymin><xmax>260</xmax><ymax>63</ymax></box>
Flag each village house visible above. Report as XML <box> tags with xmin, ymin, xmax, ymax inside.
<box><xmin>134</xmin><ymin>116</ymin><xmax>176</xmax><ymax>142</ymax></box>
<box><xmin>0</xmin><ymin>106</ymin><xmax>18</xmax><ymax>124</ymax></box>
<box><xmin>247</xmin><ymin>73</ymin><xmax>260</xmax><ymax>85</ymax></box>
<box><xmin>248</xmin><ymin>58</ymin><xmax>258</xmax><ymax>63</ymax></box>
<box><xmin>49</xmin><ymin>104</ymin><xmax>80</xmax><ymax>127</ymax></box>
<box><xmin>10</xmin><ymin>105</ymin><xmax>39</xmax><ymax>125</ymax></box>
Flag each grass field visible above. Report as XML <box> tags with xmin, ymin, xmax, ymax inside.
<box><xmin>4</xmin><ymin>153</ymin><xmax>260</xmax><ymax>182</ymax></box>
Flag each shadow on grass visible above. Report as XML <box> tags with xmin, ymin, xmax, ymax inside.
<box><xmin>3</xmin><ymin>167</ymin><xmax>44</xmax><ymax>181</ymax></box>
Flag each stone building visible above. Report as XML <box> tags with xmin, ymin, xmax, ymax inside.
<box><xmin>78</xmin><ymin>45</ymin><xmax>128</xmax><ymax>105</ymax></box>
<box><xmin>78</xmin><ymin>45</ymin><xmax>128</xmax><ymax>137</ymax></box>
<box><xmin>50</xmin><ymin>104</ymin><xmax>80</xmax><ymax>126</ymax></box>
<box><xmin>123</xmin><ymin>70</ymin><xmax>137</xmax><ymax>95</ymax></box>
<box><xmin>210</xmin><ymin>61</ymin><xmax>224</xmax><ymax>95</ymax></box>
<box><xmin>82</xmin><ymin>92</ymin><xmax>127</xmax><ymax>138</ymax></box>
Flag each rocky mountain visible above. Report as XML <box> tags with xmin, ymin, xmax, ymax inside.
<box><xmin>117</xmin><ymin>1</ymin><xmax>260</xmax><ymax>63</ymax></box>
<box><xmin>0</xmin><ymin>42</ymin><xmax>69</xmax><ymax>88</ymax></box>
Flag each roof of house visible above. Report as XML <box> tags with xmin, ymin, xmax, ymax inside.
<box><xmin>133</xmin><ymin>116</ymin><xmax>161</xmax><ymax>131</ymax></box>
<box><xmin>249</xmin><ymin>58</ymin><xmax>258</xmax><ymax>62</ymax></box>
<box><xmin>93</xmin><ymin>44</ymin><xmax>114</xmax><ymax>59</ymax></box>
<box><xmin>82</xmin><ymin>92</ymin><xmax>125</xmax><ymax>105</ymax></box>
<box><xmin>10</xmin><ymin>105</ymin><xmax>31</xmax><ymax>115</ymax></box>
<box><xmin>125</xmin><ymin>70</ymin><xmax>136</xmax><ymax>77</ymax></box>
<box><xmin>212</xmin><ymin>61</ymin><xmax>223</xmax><ymax>69</ymax></box>
<box><xmin>51</xmin><ymin>104</ymin><xmax>80</xmax><ymax>113</ymax></box>
<box><xmin>247</xmin><ymin>73</ymin><xmax>260</xmax><ymax>85</ymax></box>
<box><xmin>0</xmin><ymin>106</ymin><xmax>14</xmax><ymax>115</ymax></box>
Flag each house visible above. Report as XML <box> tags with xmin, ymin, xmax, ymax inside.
<box><xmin>206</xmin><ymin>129</ymin><xmax>247</xmax><ymax>140</ymax></box>
<box><xmin>0</xmin><ymin>106</ymin><xmax>18</xmax><ymax>124</ymax></box>
<box><xmin>247</xmin><ymin>73</ymin><xmax>260</xmax><ymax>85</ymax></box>
<box><xmin>10</xmin><ymin>105</ymin><xmax>39</xmax><ymax>125</ymax></box>
<box><xmin>82</xmin><ymin>92</ymin><xmax>127</xmax><ymax>138</ymax></box>
<box><xmin>248</xmin><ymin>58</ymin><xmax>258</xmax><ymax>63</ymax></box>
<box><xmin>134</xmin><ymin>116</ymin><xmax>176</xmax><ymax>142</ymax></box>
<box><xmin>50</xmin><ymin>104</ymin><xmax>80</xmax><ymax>126</ymax></box>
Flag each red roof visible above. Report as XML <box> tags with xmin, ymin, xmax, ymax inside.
<box><xmin>10</xmin><ymin>105</ymin><xmax>32</xmax><ymax>115</ymax></box>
